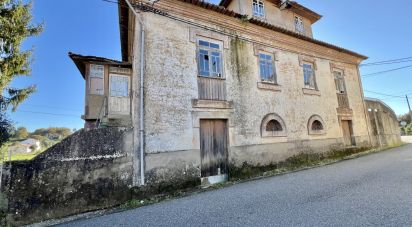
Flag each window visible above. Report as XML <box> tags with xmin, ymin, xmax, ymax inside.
<box><xmin>303</xmin><ymin>63</ymin><xmax>316</xmax><ymax>89</ymax></box>
<box><xmin>308</xmin><ymin>115</ymin><xmax>326</xmax><ymax>135</ymax></box>
<box><xmin>266</xmin><ymin>120</ymin><xmax>283</xmax><ymax>132</ymax></box>
<box><xmin>334</xmin><ymin>71</ymin><xmax>346</xmax><ymax>94</ymax></box>
<box><xmin>261</xmin><ymin>113</ymin><xmax>287</xmax><ymax>137</ymax></box>
<box><xmin>198</xmin><ymin>40</ymin><xmax>223</xmax><ymax>78</ymax></box>
<box><xmin>253</xmin><ymin>0</ymin><xmax>265</xmax><ymax>17</ymax></box>
<box><xmin>89</xmin><ymin>64</ymin><xmax>104</xmax><ymax>95</ymax></box>
<box><xmin>311</xmin><ymin>120</ymin><xmax>324</xmax><ymax>131</ymax></box>
<box><xmin>295</xmin><ymin>16</ymin><xmax>305</xmax><ymax>34</ymax></box>
<box><xmin>109</xmin><ymin>74</ymin><xmax>129</xmax><ymax>97</ymax></box>
<box><xmin>259</xmin><ymin>53</ymin><xmax>276</xmax><ymax>83</ymax></box>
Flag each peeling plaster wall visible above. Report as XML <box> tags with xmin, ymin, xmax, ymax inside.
<box><xmin>365</xmin><ymin>99</ymin><xmax>402</xmax><ymax>147</ymax></box>
<box><xmin>226</xmin><ymin>0</ymin><xmax>314</xmax><ymax>37</ymax></box>
<box><xmin>137</xmin><ymin>11</ymin><xmax>371</xmax><ymax>178</ymax></box>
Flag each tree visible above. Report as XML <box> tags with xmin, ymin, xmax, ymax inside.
<box><xmin>31</xmin><ymin>127</ymin><xmax>72</xmax><ymax>140</ymax></box>
<box><xmin>14</xmin><ymin>126</ymin><xmax>28</xmax><ymax>139</ymax></box>
<box><xmin>0</xmin><ymin>113</ymin><xmax>12</xmax><ymax>146</ymax></box>
<box><xmin>0</xmin><ymin>0</ymin><xmax>42</xmax><ymax>111</ymax></box>
<box><xmin>398</xmin><ymin>113</ymin><xmax>411</xmax><ymax>125</ymax></box>
<box><xmin>406</xmin><ymin>124</ymin><xmax>412</xmax><ymax>136</ymax></box>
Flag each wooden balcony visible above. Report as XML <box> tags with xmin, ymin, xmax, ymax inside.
<box><xmin>198</xmin><ymin>76</ymin><xmax>227</xmax><ymax>101</ymax></box>
<box><xmin>337</xmin><ymin>93</ymin><xmax>350</xmax><ymax>108</ymax></box>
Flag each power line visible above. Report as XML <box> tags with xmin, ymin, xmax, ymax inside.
<box><xmin>23</xmin><ymin>104</ymin><xmax>83</xmax><ymax>112</ymax></box>
<box><xmin>104</xmin><ymin>0</ymin><xmax>407</xmax><ymax>82</ymax></box>
<box><xmin>361</xmin><ymin>59</ymin><xmax>412</xmax><ymax>67</ymax></box>
<box><xmin>15</xmin><ymin>110</ymin><xmax>80</xmax><ymax>118</ymax></box>
<box><xmin>361</xmin><ymin>57</ymin><xmax>412</xmax><ymax>66</ymax></box>
<box><xmin>362</xmin><ymin>64</ymin><xmax>412</xmax><ymax>78</ymax></box>
<box><xmin>363</xmin><ymin>90</ymin><xmax>404</xmax><ymax>98</ymax></box>
<box><xmin>101</xmin><ymin>0</ymin><xmax>364</xmax><ymax>66</ymax></box>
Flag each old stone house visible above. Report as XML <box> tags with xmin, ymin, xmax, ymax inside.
<box><xmin>69</xmin><ymin>0</ymin><xmax>400</xmax><ymax>186</ymax></box>
<box><xmin>1</xmin><ymin>1</ymin><xmax>403</xmax><ymax>225</ymax></box>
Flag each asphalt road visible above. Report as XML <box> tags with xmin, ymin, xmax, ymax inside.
<box><xmin>60</xmin><ymin>144</ymin><xmax>412</xmax><ymax>227</ymax></box>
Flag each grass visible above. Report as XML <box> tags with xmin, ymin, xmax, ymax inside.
<box><xmin>0</xmin><ymin>143</ymin><xmax>46</xmax><ymax>162</ymax></box>
<box><xmin>229</xmin><ymin>144</ymin><xmax>405</xmax><ymax>181</ymax></box>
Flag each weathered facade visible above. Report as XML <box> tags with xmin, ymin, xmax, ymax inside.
<box><xmin>0</xmin><ymin>1</ymin><xmax>403</xmax><ymax>225</ymax></box>
<box><xmin>69</xmin><ymin>0</ymin><xmax>402</xmax><ymax>186</ymax></box>
<box><xmin>365</xmin><ymin>98</ymin><xmax>401</xmax><ymax>147</ymax></box>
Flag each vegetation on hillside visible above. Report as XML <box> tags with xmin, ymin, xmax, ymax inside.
<box><xmin>398</xmin><ymin>113</ymin><xmax>412</xmax><ymax>135</ymax></box>
<box><xmin>1</xmin><ymin>127</ymin><xmax>73</xmax><ymax>161</ymax></box>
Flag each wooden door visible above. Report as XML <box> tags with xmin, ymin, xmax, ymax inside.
<box><xmin>108</xmin><ymin>74</ymin><xmax>130</xmax><ymax>115</ymax></box>
<box><xmin>341</xmin><ymin>120</ymin><xmax>354</xmax><ymax>146</ymax></box>
<box><xmin>200</xmin><ymin>120</ymin><xmax>228</xmax><ymax>179</ymax></box>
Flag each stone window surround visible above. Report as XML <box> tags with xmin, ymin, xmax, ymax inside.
<box><xmin>252</xmin><ymin>0</ymin><xmax>265</xmax><ymax>18</ymax></box>
<box><xmin>330</xmin><ymin>62</ymin><xmax>347</xmax><ymax>95</ymax></box>
<box><xmin>254</xmin><ymin>44</ymin><xmax>281</xmax><ymax>92</ymax></box>
<box><xmin>191</xmin><ymin>28</ymin><xmax>229</xmax><ymax>81</ymax></box>
<box><xmin>299</xmin><ymin>55</ymin><xmax>317</xmax><ymax>70</ymax></box>
<box><xmin>261</xmin><ymin>113</ymin><xmax>287</xmax><ymax>137</ymax></box>
<box><xmin>190</xmin><ymin>28</ymin><xmax>230</xmax><ymax>49</ymax></box>
<box><xmin>294</xmin><ymin>15</ymin><xmax>305</xmax><ymax>34</ymax></box>
<box><xmin>307</xmin><ymin>115</ymin><xmax>326</xmax><ymax>135</ymax></box>
<box><xmin>329</xmin><ymin>62</ymin><xmax>346</xmax><ymax>74</ymax></box>
<box><xmin>299</xmin><ymin>55</ymin><xmax>319</xmax><ymax>95</ymax></box>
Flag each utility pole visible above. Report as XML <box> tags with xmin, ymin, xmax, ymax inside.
<box><xmin>407</xmin><ymin>95</ymin><xmax>412</xmax><ymax>123</ymax></box>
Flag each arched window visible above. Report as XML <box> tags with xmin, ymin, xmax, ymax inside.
<box><xmin>261</xmin><ymin>114</ymin><xmax>286</xmax><ymax>137</ymax></box>
<box><xmin>308</xmin><ymin>115</ymin><xmax>326</xmax><ymax>135</ymax></box>
<box><xmin>266</xmin><ymin>120</ymin><xmax>283</xmax><ymax>132</ymax></box>
<box><xmin>311</xmin><ymin>120</ymin><xmax>324</xmax><ymax>131</ymax></box>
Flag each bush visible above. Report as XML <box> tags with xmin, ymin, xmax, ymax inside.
<box><xmin>405</xmin><ymin>124</ymin><xmax>412</xmax><ymax>135</ymax></box>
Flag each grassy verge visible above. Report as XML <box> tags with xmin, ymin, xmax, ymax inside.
<box><xmin>0</xmin><ymin>143</ymin><xmax>46</xmax><ymax>162</ymax></box>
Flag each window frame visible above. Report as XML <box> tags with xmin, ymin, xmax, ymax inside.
<box><xmin>294</xmin><ymin>16</ymin><xmax>305</xmax><ymax>34</ymax></box>
<box><xmin>258</xmin><ymin>52</ymin><xmax>277</xmax><ymax>84</ymax></box>
<box><xmin>196</xmin><ymin>38</ymin><xmax>224</xmax><ymax>79</ymax></box>
<box><xmin>109</xmin><ymin>74</ymin><xmax>130</xmax><ymax>98</ymax></box>
<box><xmin>333</xmin><ymin>70</ymin><xmax>347</xmax><ymax>94</ymax></box>
<box><xmin>88</xmin><ymin>64</ymin><xmax>105</xmax><ymax>95</ymax></box>
<box><xmin>261</xmin><ymin>113</ymin><xmax>287</xmax><ymax>137</ymax></box>
<box><xmin>252</xmin><ymin>0</ymin><xmax>265</xmax><ymax>18</ymax></box>
<box><xmin>302</xmin><ymin>62</ymin><xmax>317</xmax><ymax>90</ymax></box>
<box><xmin>308</xmin><ymin>115</ymin><xmax>326</xmax><ymax>135</ymax></box>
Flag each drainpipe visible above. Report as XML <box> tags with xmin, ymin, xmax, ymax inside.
<box><xmin>125</xmin><ymin>0</ymin><xmax>146</xmax><ymax>186</ymax></box>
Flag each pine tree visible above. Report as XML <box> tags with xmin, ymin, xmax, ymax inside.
<box><xmin>0</xmin><ymin>0</ymin><xmax>42</xmax><ymax>111</ymax></box>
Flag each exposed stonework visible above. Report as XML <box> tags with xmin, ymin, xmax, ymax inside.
<box><xmin>0</xmin><ymin>128</ymin><xmax>135</xmax><ymax>226</ymax></box>
<box><xmin>365</xmin><ymin>98</ymin><xmax>402</xmax><ymax>147</ymax></box>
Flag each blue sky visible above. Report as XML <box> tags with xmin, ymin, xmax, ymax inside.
<box><xmin>10</xmin><ymin>0</ymin><xmax>412</xmax><ymax>131</ymax></box>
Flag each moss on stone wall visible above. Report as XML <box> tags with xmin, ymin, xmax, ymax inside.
<box><xmin>229</xmin><ymin>146</ymin><xmax>374</xmax><ymax>181</ymax></box>
<box><xmin>230</xmin><ymin>37</ymin><xmax>249</xmax><ymax>81</ymax></box>
<box><xmin>1</xmin><ymin>128</ymin><xmax>134</xmax><ymax>226</ymax></box>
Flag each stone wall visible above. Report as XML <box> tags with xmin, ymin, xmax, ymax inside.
<box><xmin>0</xmin><ymin>128</ymin><xmax>135</xmax><ymax>226</ymax></box>
<box><xmin>365</xmin><ymin>98</ymin><xmax>402</xmax><ymax>147</ymax></box>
